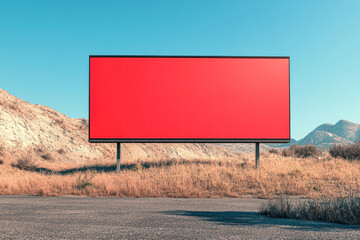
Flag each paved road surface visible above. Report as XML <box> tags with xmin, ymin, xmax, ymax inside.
<box><xmin>1</xmin><ymin>196</ymin><xmax>359</xmax><ymax>239</ymax></box>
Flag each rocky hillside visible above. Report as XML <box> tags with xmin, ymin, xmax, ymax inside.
<box><xmin>296</xmin><ymin>130</ymin><xmax>353</xmax><ymax>149</ymax></box>
<box><xmin>269</xmin><ymin>120</ymin><xmax>360</xmax><ymax>150</ymax></box>
<box><xmin>312</xmin><ymin>120</ymin><xmax>360</xmax><ymax>142</ymax></box>
<box><xmin>297</xmin><ymin>120</ymin><xmax>360</xmax><ymax>149</ymax></box>
<box><xmin>0</xmin><ymin>89</ymin><xmax>242</xmax><ymax>164</ymax></box>
<box><xmin>215</xmin><ymin>143</ymin><xmax>270</xmax><ymax>153</ymax></box>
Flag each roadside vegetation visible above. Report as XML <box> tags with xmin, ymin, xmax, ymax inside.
<box><xmin>1</xmin><ymin>143</ymin><xmax>360</xmax><ymax>198</ymax></box>
<box><xmin>269</xmin><ymin>144</ymin><xmax>322</xmax><ymax>158</ymax></box>
<box><xmin>329</xmin><ymin>142</ymin><xmax>360</xmax><ymax>160</ymax></box>
<box><xmin>259</xmin><ymin>195</ymin><xmax>360</xmax><ymax>225</ymax></box>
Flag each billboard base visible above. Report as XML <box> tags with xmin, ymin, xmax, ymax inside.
<box><xmin>114</xmin><ymin>142</ymin><xmax>261</xmax><ymax>173</ymax></box>
<box><xmin>255</xmin><ymin>143</ymin><xmax>260</xmax><ymax>168</ymax></box>
<box><xmin>117</xmin><ymin>143</ymin><xmax>121</xmax><ymax>174</ymax></box>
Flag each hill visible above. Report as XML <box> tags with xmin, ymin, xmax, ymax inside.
<box><xmin>0</xmin><ymin>89</ymin><xmax>241</xmax><ymax>164</ymax></box>
<box><xmin>268</xmin><ymin>120</ymin><xmax>360</xmax><ymax>150</ymax></box>
<box><xmin>295</xmin><ymin>120</ymin><xmax>360</xmax><ymax>149</ymax></box>
<box><xmin>312</xmin><ymin>120</ymin><xmax>360</xmax><ymax>142</ymax></box>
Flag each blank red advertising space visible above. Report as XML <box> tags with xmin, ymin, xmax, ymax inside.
<box><xmin>89</xmin><ymin>56</ymin><xmax>289</xmax><ymax>142</ymax></box>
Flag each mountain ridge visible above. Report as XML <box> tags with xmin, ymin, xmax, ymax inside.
<box><xmin>269</xmin><ymin>120</ymin><xmax>360</xmax><ymax>149</ymax></box>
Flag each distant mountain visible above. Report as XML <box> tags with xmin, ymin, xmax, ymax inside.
<box><xmin>268</xmin><ymin>120</ymin><xmax>360</xmax><ymax>150</ymax></box>
<box><xmin>312</xmin><ymin>120</ymin><xmax>360</xmax><ymax>142</ymax></box>
<box><xmin>296</xmin><ymin>130</ymin><xmax>353</xmax><ymax>149</ymax></box>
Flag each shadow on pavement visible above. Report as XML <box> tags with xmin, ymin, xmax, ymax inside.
<box><xmin>163</xmin><ymin>210</ymin><xmax>360</xmax><ymax>231</ymax></box>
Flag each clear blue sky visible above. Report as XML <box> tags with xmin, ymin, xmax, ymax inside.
<box><xmin>0</xmin><ymin>0</ymin><xmax>359</xmax><ymax>140</ymax></box>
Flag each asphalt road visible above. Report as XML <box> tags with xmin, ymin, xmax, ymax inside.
<box><xmin>1</xmin><ymin>196</ymin><xmax>359</xmax><ymax>239</ymax></box>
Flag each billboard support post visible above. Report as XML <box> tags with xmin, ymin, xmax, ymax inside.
<box><xmin>255</xmin><ymin>143</ymin><xmax>260</xmax><ymax>168</ymax></box>
<box><xmin>117</xmin><ymin>143</ymin><xmax>121</xmax><ymax>174</ymax></box>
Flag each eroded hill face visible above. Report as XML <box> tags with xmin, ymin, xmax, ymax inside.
<box><xmin>295</xmin><ymin>120</ymin><xmax>360</xmax><ymax>149</ymax></box>
<box><xmin>0</xmin><ymin>89</ymin><xmax>242</xmax><ymax>163</ymax></box>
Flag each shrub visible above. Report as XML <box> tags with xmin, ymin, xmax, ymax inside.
<box><xmin>268</xmin><ymin>149</ymin><xmax>279</xmax><ymax>154</ymax></box>
<box><xmin>0</xmin><ymin>159</ymin><xmax>3</xmax><ymax>165</ymax></box>
<box><xmin>35</xmin><ymin>147</ymin><xmax>56</xmax><ymax>161</ymax></box>
<box><xmin>54</xmin><ymin>118</ymin><xmax>64</xmax><ymax>125</ymax></box>
<box><xmin>36</xmin><ymin>148</ymin><xmax>43</xmax><ymax>153</ymax></box>
<box><xmin>41</xmin><ymin>153</ymin><xmax>52</xmax><ymax>161</ymax></box>
<box><xmin>0</xmin><ymin>145</ymin><xmax>4</xmax><ymax>156</ymax></box>
<box><xmin>282</xmin><ymin>144</ymin><xmax>322</xmax><ymax>158</ymax></box>
<box><xmin>74</xmin><ymin>173</ymin><xmax>94</xmax><ymax>190</ymax></box>
<box><xmin>40</xmin><ymin>153</ymin><xmax>56</xmax><ymax>161</ymax></box>
<box><xmin>79</xmin><ymin>119</ymin><xmax>89</xmax><ymax>130</ymax></box>
<box><xmin>329</xmin><ymin>143</ymin><xmax>360</xmax><ymax>160</ymax></box>
<box><xmin>11</xmin><ymin>158</ymin><xmax>38</xmax><ymax>171</ymax></box>
<box><xmin>133</xmin><ymin>163</ymin><xmax>143</xmax><ymax>172</ymax></box>
<box><xmin>9</xmin><ymin>102</ymin><xmax>19</xmax><ymax>111</ymax></box>
<box><xmin>57</xmin><ymin>149</ymin><xmax>66</xmax><ymax>154</ymax></box>
<box><xmin>259</xmin><ymin>195</ymin><xmax>360</xmax><ymax>225</ymax></box>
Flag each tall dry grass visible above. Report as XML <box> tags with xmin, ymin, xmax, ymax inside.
<box><xmin>1</xmin><ymin>152</ymin><xmax>360</xmax><ymax>198</ymax></box>
<box><xmin>260</xmin><ymin>195</ymin><xmax>360</xmax><ymax>225</ymax></box>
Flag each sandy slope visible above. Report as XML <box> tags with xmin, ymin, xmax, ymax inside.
<box><xmin>0</xmin><ymin>88</ymin><xmax>242</xmax><ymax>163</ymax></box>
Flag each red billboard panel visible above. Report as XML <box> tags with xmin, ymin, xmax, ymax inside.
<box><xmin>89</xmin><ymin>56</ymin><xmax>290</xmax><ymax>143</ymax></box>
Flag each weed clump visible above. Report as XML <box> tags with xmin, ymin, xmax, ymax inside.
<box><xmin>329</xmin><ymin>143</ymin><xmax>360</xmax><ymax>160</ymax></box>
<box><xmin>133</xmin><ymin>163</ymin><xmax>143</xmax><ymax>172</ymax></box>
<box><xmin>0</xmin><ymin>146</ymin><xmax>4</xmax><ymax>156</ymax></box>
<box><xmin>35</xmin><ymin>147</ymin><xmax>56</xmax><ymax>161</ymax></box>
<box><xmin>268</xmin><ymin>149</ymin><xmax>279</xmax><ymax>154</ymax></box>
<box><xmin>57</xmin><ymin>149</ymin><xmax>66</xmax><ymax>154</ymax></box>
<box><xmin>74</xmin><ymin>173</ymin><xmax>94</xmax><ymax>190</ymax></box>
<box><xmin>11</xmin><ymin>158</ymin><xmax>38</xmax><ymax>171</ymax></box>
<box><xmin>41</xmin><ymin>153</ymin><xmax>53</xmax><ymax>161</ymax></box>
<box><xmin>54</xmin><ymin>118</ymin><xmax>64</xmax><ymax>125</ymax></box>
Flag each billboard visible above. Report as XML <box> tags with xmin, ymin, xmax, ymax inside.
<box><xmin>89</xmin><ymin>56</ymin><xmax>290</xmax><ymax>143</ymax></box>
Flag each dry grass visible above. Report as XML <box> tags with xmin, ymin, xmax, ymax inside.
<box><xmin>259</xmin><ymin>195</ymin><xmax>360</xmax><ymax>225</ymax></box>
<box><xmin>11</xmin><ymin>158</ymin><xmax>38</xmax><ymax>171</ymax></box>
<box><xmin>1</xmin><ymin>153</ymin><xmax>360</xmax><ymax>198</ymax></box>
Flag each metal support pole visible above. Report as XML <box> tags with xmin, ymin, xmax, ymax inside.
<box><xmin>255</xmin><ymin>143</ymin><xmax>260</xmax><ymax>169</ymax></box>
<box><xmin>117</xmin><ymin>143</ymin><xmax>121</xmax><ymax>174</ymax></box>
